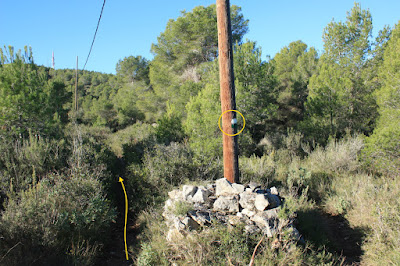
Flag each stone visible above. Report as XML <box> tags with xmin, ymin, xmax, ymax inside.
<box><xmin>239</xmin><ymin>192</ymin><xmax>256</xmax><ymax>210</ymax></box>
<box><xmin>182</xmin><ymin>185</ymin><xmax>198</xmax><ymax>199</ymax></box>
<box><xmin>288</xmin><ymin>225</ymin><xmax>301</xmax><ymax>241</ymax></box>
<box><xmin>173</xmin><ymin>217</ymin><xmax>186</xmax><ymax>231</ymax></box>
<box><xmin>251</xmin><ymin>213</ymin><xmax>275</xmax><ymax>237</ymax></box>
<box><xmin>241</xmin><ymin>208</ymin><xmax>256</xmax><ymax>217</ymax></box>
<box><xmin>270</xmin><ymin>186</ymin><xmax>279</xmax><ymax>196</ymax></box>
<box><xmin>213</xmin><ymin>195</ymin><xmax>239</xmax><ymax>212</ymax></box>
<box><xmin>236</xmin><ymin>212</ymin><xmax>245</xmax><ymax>218</ymax></box>
<box><xmin>212</xmin><ymin>212</ymin><xmax>229</xmax><ymax>223</ymax></box>
<box><xmin>254</xmin><ymin>194</ymin><xmax>270</xmax><ymax>211</ymax></box>
<box><xmin>192</xmin><ymin>188</ymin><xmax>211</xmax><ymax>203</ymax></box>
<box><xmin>188</xmin><ymin>211</ymin><xmax>211</xmax><ymax>225</ymax></box>
<box><xmin>182</xmin><ymin>216</ymin><xmax>200</xmax><ymax>230</ymax></box>
<box><xmin>262</xmin><ymin>225</ymin><xmax>276</xmax><ymax>238</ymax></box>
<box><xmin>232</xmin><ymin>183</ymin><xmax>245</xmax><ymax>194</ymax></box>
<box><xmin>255</xmin><ymin>189</ymin><xmax>267</xmax><ymax>194</ymax></box>
<box><xmin>206</xmin><ymin>183</ymin><xmax>215</xmax><ymax>190</ymax></box>
<box><xmin>266</xmin><ymin>194</ymin><xmax>281</xmax><ymax>209</ymax></box>
<box><xmin>163</xmin><ymin>199</ymin><xmax>174</xmax><ymax>217</ymax></box>
<box><xmin>248</xmin><ymin>181</ymin><xmax>261</xmax><ymax>191</ymax></box>
<box><xmin>251</xmin><ymin>212</ymin><xmax>270</xmax><ymax>227</ymax></box>
<box><xmin>262</xmin><ymin>207</ymin><xmax>280</xmax><ymax>220</ymax></box>
<box><xmin>215</xmin><ymin>178</ymin><xmax>238</xmax><ymax>196</ymax></box>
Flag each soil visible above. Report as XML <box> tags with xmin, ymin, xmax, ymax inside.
<box><xmin>96</xmin><ymin>215</ymin><xmax>140</xmax><ymax>266</ymax></box>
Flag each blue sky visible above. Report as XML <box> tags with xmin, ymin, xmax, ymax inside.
<box><xmin>1</xmin><ymin>0</ymin><xmax>399</xmax><ymax>74</ymax></box>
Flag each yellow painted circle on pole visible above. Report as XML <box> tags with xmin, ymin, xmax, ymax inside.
<box><xmin>218</xmin><ymin>110</ymin><xmax>246</xmax><ymax>136</ymax></box>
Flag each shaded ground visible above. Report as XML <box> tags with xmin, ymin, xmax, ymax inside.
<box><xmin>96</xmin><ymin>214</ymin><xmax>139</xmax><ymax>266</ymax></box>
<box><xmin>296</xmin><ymin>208</ymin><xmax>365</xmax><ymax>265</ymax></box>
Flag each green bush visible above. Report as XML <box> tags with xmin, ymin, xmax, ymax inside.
<box><xmin>0</xmin><ymin>173</ymin><xmax>116</xmax><ymax>265</ymax></box>
<box><xmin>239</xmin><ymin>153</ymin><xmax>275</xmax><ymax>187</ymax></box>
<box><xmin>126</xmin><ymin>142</ymin><xmax>222</xmax><ymax>213</ymax></box>
<box><xmin>0</xmin><ymin>133</ymin><xmax>66</xmax><ymax>196</ymax></box>
<box><xmin>362</xmin><ymin>125</ymin><xmax>400</xmax><ymax>176</ymax></box>
<box><xmin>107</xmin><ymin>122</ymin><xmax>155</xmax><ymax>159</ymax></box>
<box><xmin>141</xmin><ymin>142</ymin><xmax>196</xmax><ymax>188</ymax></box>
<box><xmin>155</xmin><ymin>112</ymin><xmax>185</xmax><ymax>145</ymax></box>
<box><xmin>304</xmin><ymin>135</ymin><xmax>364</xmax><ymax>175</ymax></box>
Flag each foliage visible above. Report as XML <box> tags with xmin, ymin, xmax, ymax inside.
<box><xmin>171</xmin><ymin>200</ymin><xmax>194</xmax><ymax>217</ymax></box>
<box><xmin>0</xmin><ymin>172</ymin><xmax>116</xmax><ymax>265</ymax></box>
<box><xmin>155</xmin><ymin>104</ymin><xmax>185</xmax><ymax>145</ymax></box>
<box><xmin>106</xmin><ymin>121</ymin><xmax>155</xmax><ymax>159</ymax></box>
<box><xmin>116</xmin><ymin>55</ymin><xmax>150</xmax><ymax>84</ymax></box>
<box><xmin>141</xmin><ymin>142</ymin><xmax>196</xmax><ymax>189</ymax></box>
<box><xmin>272</xmin><ymin>40</ymin><xmax>318</xmax><ymax>133</ymax></box>
<box><xmin>0</xmin><ymin>133</ymin><xmax>66</xmax><ymax>196</ymax></box>
<box><xmin>150</xmin><ymin>4</ymin><xmax>249</xmax><ymax>114</ymax></box>
<box><xmin>302</xmin><ymin>3</ymin><xmax>379</xmax><ymax>144</ymax></box>
<box><xmin>184</xmin><ymin>62</ymin><xmax>222</xmax><ymax>159</ymax></box>
<box><xmin>0</xmin><ymin>46</ymin><xmax>70</xmax><ymax>137</ymax></box>
<box><xmin>239</xmin><ymin>153</ymin><xmax>276</xmax><ymax>187</ymax></box>
<box><xmin>1</xmin><ymin>3</ymin><xmax>400</xmax><ymax>265</ymax></box>
<box><xmin>363</xmin><ymin>21</ymin><xmax>400</xmax><ymax>176</ymax></box>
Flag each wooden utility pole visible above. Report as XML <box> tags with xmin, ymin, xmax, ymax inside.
<box><xmin>216</xmin><ymin>0</ymin><xmax>239</xmax><ymax>183</ymax></box>
<box><xmin>75</xmin><ymin>56</ymin><xmax>78</xmax><ymax>113</ymax></box>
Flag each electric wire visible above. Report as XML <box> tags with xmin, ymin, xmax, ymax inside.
<box><xmin>82</xmin><ymin>0</ymin><xmax>106</xmax><ymax>70</ymax></box>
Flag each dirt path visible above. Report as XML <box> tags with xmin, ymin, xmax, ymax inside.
<box><xmin>96</xmin><ymin>213</ymin><xmax>140</xmax><ymax>265</ymax></box>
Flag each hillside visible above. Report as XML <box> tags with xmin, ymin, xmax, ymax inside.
<box><xmin>0</xmin><ymin>3</ymin><xmax>399</xmax><ymax>265</ymax></box>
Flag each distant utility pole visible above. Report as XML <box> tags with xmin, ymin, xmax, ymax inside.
<box><xmin>75</xmin><ymin>56</ymin><xmax>79</xmax><ymax>113</ymax></box>
<box><xmin>216</xmin><ymin>0</ymin><xmax>239</xmax><ymax>183</ymax></box>
<box><xmin>52</xmin><ymin>51</ymin><xmax>55</xmax><ymax>69</ymax></box>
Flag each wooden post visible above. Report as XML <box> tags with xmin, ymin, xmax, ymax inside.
<box><xmin>75</xmin><ymin>56</ymin><xmax>78</xmax><ymax>113</ymax></box>
<box><xmin>216</xmin><ymin>0</ymin><xmax>239</xmax><ymax>183</ymax></box>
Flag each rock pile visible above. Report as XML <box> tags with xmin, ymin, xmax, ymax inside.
<box><xmin>163</xmin><ymin>178</ymin><xmax>301</xmax><ymax>242</ymax></box>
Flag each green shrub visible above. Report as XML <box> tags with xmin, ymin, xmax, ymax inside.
<box><xmin>171</xmin><ymin>200</ymin><xmax>194</xmax><ymax>216</ymax></box>
<box><xmin>136</xmin><ymin>243</ymin><xmax>160</xmax><ymax>266</ymax></box>
<box><xmin>126</xmin><ymin>142</ymin><xmax>201</xmax><ymax>213</ymax></box>
<box><xmin>141</xmin><ymin>142</ymin><xmax>196</xmax><ymax>188</ymax></box>
<box><xmin>240</xmin><ymin>153</ymin><xmax>275</xmax><ymax>187</ymax></box>
<box><xmin>0</xmin><ymin>173</ymin><xmax>116</xmax><ymax>265</ymax></box>
<box><xmin>155</xmin><ymin>112</ymin><xmax>185</xmax><ymax>145</ymax></box>
<box><xmin>106</xmin><ymin>122</ymin><xmax>155</xmax><ymax>159</ymax></box>
<box><xmin>64</xmin><ymin>124</ymin><xmax>121</xmax><ymax>205</ymax></box>
<box><xmin>0</xmin><ymin>133</ymin><xmax>66</xmax><ymax>195</ymax></box>
<box><xmin>304</xmin><ymin>135</ymin><xmax>364</xmax><ymax>175</ymax></box>
<box><xmin>362</xmin><ymin>125</ymin><xmax>400</xmax><ymax>176</ymax></box>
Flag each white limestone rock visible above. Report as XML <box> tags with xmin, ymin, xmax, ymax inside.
<box><xmin>254</xmin><ymin>194</ymin><xmax>271</xmax><ymax>211</ymax></box>
<box><xmin>239</xmin><ymin>192</ymin><xmax>256</xmax><ymax>210</ymax></box>
<box><xmin>182</xmin><ymin>185</ymin><xmax>198</xmax><ymax>200</ymax></box>
<box><xmin>168</xmin><ymin>189</ymin><xmax>184</xmax><ymax>200</ymax></box>
<box><xmin>232</xmin><ymin>183</ymin><xmax>245</xmax><ymax>194</ymax></box>
<box><xmin>192</xmin><ymin>188</ymin><xmax>211</xmax><ymax>203</ymax></box>
<box><xmin>241</xmin><ymin>208</ymin><xmax>256</xmax><ymax>217</ymax></box>
<box><xmin>270</xmin><ymin>186</ymin><xmax>279</xmax><ymax>196</ymax></box>
<box><xmin>213</xmin><ymin>195</ymin><xmax>239</xmax><ymax>212</ymax></box>
<box><xmin>215</xmin><ymin>178</ymin><xmax>238</xmax><ymax>196</ymax></box>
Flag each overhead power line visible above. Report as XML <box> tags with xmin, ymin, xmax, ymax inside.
<box><xmin>82</xmin><ymin>0</ymin><xmax>106</xmax><ymax>71</ymax></box>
